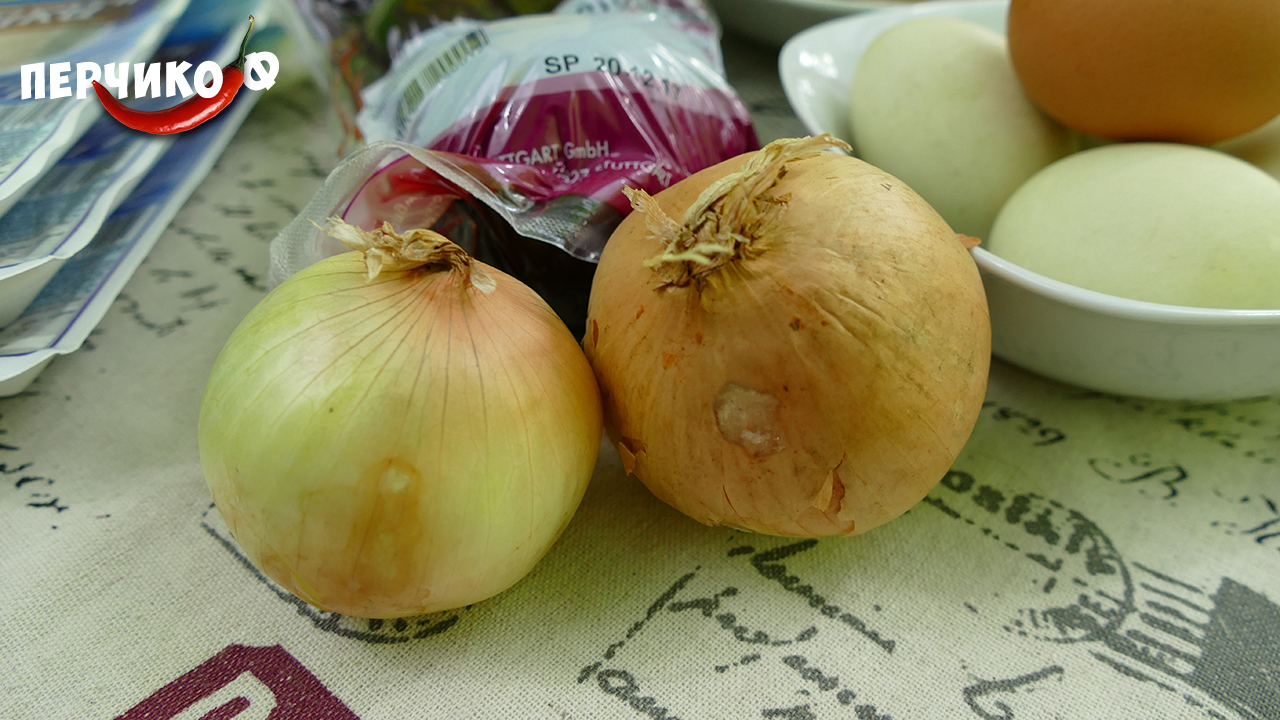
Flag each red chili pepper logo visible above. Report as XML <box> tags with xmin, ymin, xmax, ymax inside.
<box><xmin>92</xmin><ymin>16</ymin><xmax>257</xmax><ymax>135</ymax></box>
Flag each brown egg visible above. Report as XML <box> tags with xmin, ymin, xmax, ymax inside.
<box><xmin>1007</xmin><ymin>0</ymin><xmax>1280</xmax><ymax>145</ymax></box>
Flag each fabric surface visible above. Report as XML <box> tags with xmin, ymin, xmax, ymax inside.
<box><xmin>2</xmin><ymin>37</ymin><xmax>1278</xmax><ymax>720</ymax></box>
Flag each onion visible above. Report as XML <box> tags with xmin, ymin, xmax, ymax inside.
<box><xmin>198</xmin><ymin>219</ymin><xmax>602</xmax><ymax>618</ymax></box>
<box><xmin>582</xmin><ymin>135</ymin><xmax>990</xmax><ymax>537</ymax></box>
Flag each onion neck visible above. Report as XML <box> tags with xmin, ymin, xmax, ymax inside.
<box><xmin>315</xmin><ymin>216</ymin><xmax>496</xmax><ymax>294</ymax></box>
<box><xmin>627</xmin><ymin>134</ymin><xmax>851</xmax><ymax>288</ymax></box>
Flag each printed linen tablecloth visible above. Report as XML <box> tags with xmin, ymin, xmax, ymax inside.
<box><xmin>2</xmin><ymin>36</ymin><xmax>1278</xmax><ymax>720</ymax></box>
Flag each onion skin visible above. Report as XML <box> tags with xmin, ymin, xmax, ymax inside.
<box><xmin>199</xmin><ymin>250</ymin><xmax>602</xmax><ymax>618</ymax></box>
<box><xmin>583</xmin><ymin>143</ymin><xmax>990</xmax><ymax>537</ymax></box>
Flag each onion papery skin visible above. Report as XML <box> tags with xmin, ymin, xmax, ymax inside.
<box><xmin>199</xmin><ymin>251</ymin><xmax>602</xmax><ymax>618</ymax></box>
<box><xmin>583</xmin><ymin>150</ymin><xmax>990</xmax><ymax>538</ymax></box>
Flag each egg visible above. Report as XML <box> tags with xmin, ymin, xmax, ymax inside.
<box><xmin>987</xmin><ymin>143</ymin><xmax>1280</xmax><ymax>310</ymax></box>
<box><xmin>849</xmin><ymin>16</ymin><xmax>1077</xmax><ymax>239</ymax></box>
<box><xmin>1007</xmin><ymin>0</ymin><xmax>1280</xmax><ymax>145</ymax></box>
<box><xmin>1216</xmin><ymin>113</ymin><xmax>1280</xmax><ymax>181</ymax></box>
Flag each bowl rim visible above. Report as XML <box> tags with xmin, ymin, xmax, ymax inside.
<box><xmin>723</xmin><ymin>0</ymin><xmax>905</xmax><ymax>12</ymax></box>
<box><xmin>972</xmin><ymin>248</ymin><xmax>1280</xmax><ymax>325</ymax></box>
<box><xmin>780</xmin><ymin>0</ymin><xmax>1280</xmax><ymax>327</ymax></box>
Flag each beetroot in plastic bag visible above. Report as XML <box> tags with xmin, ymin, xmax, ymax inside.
<box><xmin>269</xmin><ymin>0</ymin><xmax>758</xmax><ymax>335</ymax></box>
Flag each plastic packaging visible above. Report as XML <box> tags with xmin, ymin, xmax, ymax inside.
<box><xmin>0</xmin><ymin>1</ymin><xmax>283</xmax><ymax>396</ymax></box>
<box><xmin>0</xmin><ymin>90</ymin><xmax>263</xmax><ymax>398</ymax></box>
<box><xmin>0</xmin><ymin>117</ymin><xmax>172</xmax><ymax>329</ymax></box>
<box><xmin>0</xmin><ymin>0</ymin><xmax>279</xmax><ymax>331</ymax></box>
<box><xmin>0</xmin><ymin>0</ymin><xmax>191</xmax><ymax>219</ymax></box>
<box><xmin>285</xmin><ymin>0</ymin><xmax>563</xmax><ymax>150</ymax></box>
<box><xmin>269</xmin><ymin>0</ymin><xmax>757</xmax><ymax>334</ymax></box>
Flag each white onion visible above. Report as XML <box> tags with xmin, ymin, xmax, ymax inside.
<box><xmin>199</xmin><ymin>220</ymin><xmax>602</xmax><ymax>617</ymax></box>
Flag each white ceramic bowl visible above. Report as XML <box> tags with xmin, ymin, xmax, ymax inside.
<box><xmin>707</xmin><ymin>0</ymin><xmax>902</xmax><ymax>48</ymax></box>
<box><xmin>779</xmin><ymin>0</ymin><xmax>1280</xmax><ymax>400</ymax></box>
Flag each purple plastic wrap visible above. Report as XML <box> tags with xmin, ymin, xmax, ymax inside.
<box><xmin>269</xmin><ymin>0</ymin><xmax>758</xmax><ymax>335</ymax></box>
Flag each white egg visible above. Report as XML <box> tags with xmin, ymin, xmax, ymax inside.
<box><xmin>1216</xmin><ymin>112</ymin><xmax>1280</xmax><ymax>181</ymax></box>
<box><xmin>988</xmin><ymin>143</ymin><xmax>1280</xmax><ymax>310</ymax></box>
<box><xmin>849</xmin><ymin>16</ymin><xmax>1077</xmax><ymax>239</ymax></box>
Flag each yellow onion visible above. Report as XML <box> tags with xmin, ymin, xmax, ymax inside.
<box><xmin>583</xmin><ymin>135</ymin><xmax>990</xmax><ymax>537</ymax></box>
<box><xmin>199</xmin><ymin>219</ymin><xmax>602</xmax><ymax>618</ymax></box>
